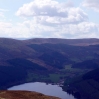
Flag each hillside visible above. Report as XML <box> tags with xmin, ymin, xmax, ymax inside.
<box><xmin>63</xmin><ymin>68</ymin><xmax>99</xmax><ymax>99</ymax></box>
<box><xmin>0</xmin><ymin>38</ymin><xmax>36</xmax><ymax>65</ymax></box>
<box><xmin>0</xmin><ymin>91</ymin><xmax>60</xmax><ymax>99</ymax></box>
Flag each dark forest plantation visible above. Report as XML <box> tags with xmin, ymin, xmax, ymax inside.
<box><xmin>0</xmin><ymin>38</ymin><xmax>99</xmax><ymax>99</ymax></box>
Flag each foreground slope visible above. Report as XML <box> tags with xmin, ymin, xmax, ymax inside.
<box><xmin>0</xmin><ymin>91</ymin><xmax>60</xmax><ymax>99</ymax></box>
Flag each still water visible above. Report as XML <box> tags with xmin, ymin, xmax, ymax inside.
<box><xmin>8</xmin><ymin>82</ymin><xmax>75</xmax><ymax>99</ymax></box>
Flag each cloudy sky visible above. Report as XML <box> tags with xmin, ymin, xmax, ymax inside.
<box><xmin>0</xmin><ymin>0</ymin><xmax>99</xmax><ymax>39</ymax></box>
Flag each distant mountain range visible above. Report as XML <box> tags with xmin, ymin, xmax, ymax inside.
<box><xmin>23</xmin><ymin>38</ymin><xmax>99</xmax><ymax>46</ymax></box>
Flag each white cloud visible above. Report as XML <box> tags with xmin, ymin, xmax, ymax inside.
<box><xmin>0</xmin><ymin>0</ymin><xmax>98</xmax><ymax>39</ymax></box>
<box><xmin>0</xmin><ymin>22</ymin><xmax>12</xmax><ymax>28</ymax></box>
<box><xmin>0</xmin><ymin>22</ymin><xmax>31</xmax><ymax>38</ymax></box>
<box><xmin>0</xmin><ymin>12</ymin><xmax>5</xmax><ymax>18</ymax></box>
<box><xmin>0</xmin><ymin>19</ymin><xmax>98</xmax><ymax>39</ymax></box>
<box><xmin>52</xmin><ymin>22</ymin><xmax>99</xmax><ymax>38</ymax></box>
<box><xmin>0</xmin><ymin>12</ymin><xmax>4</xmax><ymax>17</ymax></box>
<box><xmin>0</xmin><ymin>8</ymin><xmax>8</xmax><ymax>18</ymax></box>
<box><xmin>82</xmin><ymin>0</ymin><xmax>99</xmax><ymax>12</ymax></box>
<box><xmin>16</xmin><ymin>0</ymin><xmax>88</xmax><ymax>24</ymax></box>
<box><xmin>16</xmin><ymin>0</ymin><xmax>68</xmax><ymax>17</ymax></box>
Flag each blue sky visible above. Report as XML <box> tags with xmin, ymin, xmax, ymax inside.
<box><xmin>0</xmin><ymin>0</ymin><xmax>99</xmax><ymax>39</ymax></box>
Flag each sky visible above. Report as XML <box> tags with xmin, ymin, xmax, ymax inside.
<box><xmin>0</xmin><ymin>0</ymin><xmax>99</xmax><ymax>39</ymax></box>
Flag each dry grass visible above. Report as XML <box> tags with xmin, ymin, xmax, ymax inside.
<box><xmin>0</xmin><ymin>91</ymin><xmax>60</xmax><ymax>99</ymax></box>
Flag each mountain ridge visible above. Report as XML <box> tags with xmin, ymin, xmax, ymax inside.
<box><xmin>23</xmin><ymin>38</ymin><xmax>99</xmax><ymax>46</ymax></box>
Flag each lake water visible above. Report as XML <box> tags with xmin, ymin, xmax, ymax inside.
<box><xmin>8</xmin><ymin>82</ymin><xmax>75</xmax><ymax>99</ymax></box>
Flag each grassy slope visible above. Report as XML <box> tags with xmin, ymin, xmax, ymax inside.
<box><xmin>0</xmin><ymin>91</ymin><xmax>60</xmax><ymax>99</ymax></box>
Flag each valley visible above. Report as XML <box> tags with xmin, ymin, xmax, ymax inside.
<box><xmin>0</xmin><ymin>38</ymin><xmax>99</xmax><ymax>98</ymax></box>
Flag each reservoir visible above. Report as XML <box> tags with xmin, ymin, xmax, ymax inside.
<box><xmin>8</xmin><ymin>82</ymin><xmax>75</xmax><ymax>99</ymax></box>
